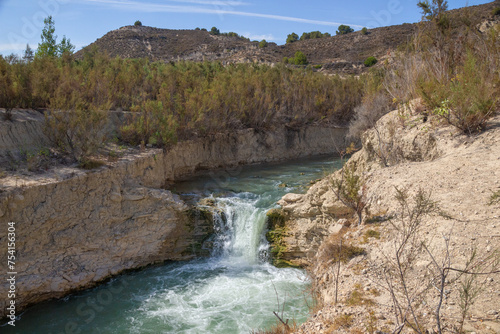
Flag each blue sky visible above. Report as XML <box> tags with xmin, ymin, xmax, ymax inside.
<box><xmin>0</xmin><ymin>0</ymin><xmax>493</xmax><ymax>56</ymax></box>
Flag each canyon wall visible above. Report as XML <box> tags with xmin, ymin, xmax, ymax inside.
<box><xmin>0</xmin><ymin>113</ymin><xmax>347</xmax><ymax>317</ymax></box>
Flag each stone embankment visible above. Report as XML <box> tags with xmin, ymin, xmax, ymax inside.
<box><xmin>0</xmin><ymin>109</ymin><xmax>347</xmax><ymax>318</ymax></box>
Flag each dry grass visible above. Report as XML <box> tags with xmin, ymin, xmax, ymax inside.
<box><xmin>345</xmin><ymin>283</ymin><xmax>375</xmax><ymax>307</ymax></box>
<box><xmin>317</xmin><ymin>233</ymin><xmax>365</xmax><ymax>264</ymax></box>
<box><xmin>251</xmin><ymin>321</ymin><xmax>298</xmax><ymax>334</ymax></box>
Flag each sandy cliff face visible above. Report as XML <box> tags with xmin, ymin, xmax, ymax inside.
<box><xmin>278</xmin><ymin>110</ymin><xmax>500</xmax><ymax>333</ymax></box>
<box><xmin>0</xmin><ymin>114</ymin><xmax>347</xmax><ymax>317</ymax></box>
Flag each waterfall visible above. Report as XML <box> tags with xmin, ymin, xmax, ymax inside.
<box><xmin>208</xmin><ymin>193</ymin><xmax>269</xmax><ymax>264</ymax></box>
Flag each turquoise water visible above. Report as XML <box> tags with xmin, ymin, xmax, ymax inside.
<box><xmin>1</xmin><ymin>156</ymin><xmax>342</xmax><ymax>334</ymax></box>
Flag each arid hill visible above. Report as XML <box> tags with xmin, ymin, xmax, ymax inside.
<box><xmin>77</xmin><ymin>1</ymin><xmax>499</xmax><ymax>73</ymax></box>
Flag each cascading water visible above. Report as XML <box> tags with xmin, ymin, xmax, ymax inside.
<box><xmin>2</xmin><ymin>156</ymin><xmax>342</xmax><ymax>334</ymax></box>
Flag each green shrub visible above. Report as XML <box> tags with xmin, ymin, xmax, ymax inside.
<box><xmin>286</xmin><ymin>32</ymin><xmax>298</xmax><ymax>44</ymax></box>
<box><xmin>291</xmin><ymin>51</ymin><xmax>307</xmax><ymax>65</ymax></box>
<box><xmin>364</xmin><ymin>56</ymin><xmax>378</xmax><ymax>67</ymax></box>
<box><xmin>493</xmin><ymin>7</ymin><xmax>500</xmax><ymax>16</ymax></box>
<box><xmin>210</xmin><ymin>26</ymin><xmax>220</xmax><ymax>35</ymax></box>
<box><xmin>361</xmin><ymin>27</ymin><xmax>368</xmax><ymax>35</ymax></box>
<box><xmin>258</xmin><ymin>39</ymin><xmax>268</xmax><ymax>48</ymax></box>
<box><xmin>134</xmin><ymin>20</ymin><xmax>142</xmax><ymax>26</ymax></box>
<box><xmin>336</xmin><ymin>24</ymin><xmax>354</xmax><ymax>35</ymax></box>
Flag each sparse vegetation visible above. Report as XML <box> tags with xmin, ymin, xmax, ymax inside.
<box><xmin>258</xmin><ymin>39</ymin><xmax>268</xmax><ymax>48</ymax></box>
<box><xmin>361</xmin><ymin>27</ymin><xmax>368</xmax><ymax>35</ymax></box>
<box><xmin>134</xmin><ymin>20</ymin><xmax>142</xmax><ymax>26</ymax></box>
<box><xmin>493</xmin><ymin>7</ymin><xmax>500</xmax><ymax>16</ymax></box>
<box><xmin>363</xmin><ymin>229</ymin><xmax>380</xmax><ymax>240</ymax></box>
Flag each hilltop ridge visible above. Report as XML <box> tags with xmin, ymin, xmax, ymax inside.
<box><xmin>76</xmin><ymin>1</ymin><xmax>500</xmax><ymax>74</ymax></box>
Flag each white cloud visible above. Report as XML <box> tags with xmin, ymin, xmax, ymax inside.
<box><xmin>241</xmin><ymin>33</ymin><xmax>275</xmax><ymax>41</ymax></box>
<box><xmin>0</xmin><ymin>43</ymin><xmax>28</xmax><ymax>52</ymax></box>
<box><xmin>75</xmin><ymin>0</ymin><xmax>363</xmax><ymax>28</ymax></box>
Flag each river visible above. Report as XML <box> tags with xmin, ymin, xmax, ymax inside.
<box><xmin>1</xmin><ymin>155</ymin><xmax>342</xmax><ymax>334</ymax></box>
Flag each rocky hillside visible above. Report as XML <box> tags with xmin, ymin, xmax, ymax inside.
<box><xmin>76</xmin><ymin>2</ymin><xmax>499</xmax><ymax>74</ymax></box>
<box><xmin>75</xmin><ymin>26</ymin><xmax>258</xmax><ymax>62</ymax></box>
<box><xmin>276</xmin><ymin>106</ymin><xmax>500</xmax><ymax>333</ymax></box>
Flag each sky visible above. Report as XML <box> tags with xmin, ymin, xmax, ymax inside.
<box><xmin>0</xmin><ymin>0</ymin><xmax>493</xmax><ymax>56</ymax></box>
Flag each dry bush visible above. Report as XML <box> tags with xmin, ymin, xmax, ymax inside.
<box><xmin>347</xmin><ymin>93</ymin><xmax>391</xmax><ymax>142</ymax></box>
<box><xmin>44</xmin><ymin>109</ymin><xmax>109</xmax><ymax>162</ymax></box>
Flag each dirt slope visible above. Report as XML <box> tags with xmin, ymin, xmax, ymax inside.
<box><xmin>279</xmin><ymin>109</ymin><xmax>500</xmax><ymax>333</ymax></box>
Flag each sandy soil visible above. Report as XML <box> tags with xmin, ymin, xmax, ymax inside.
<box><xmin>293</xmin><ymin>112</ymin><xmax>500</xmax><ymax>333</ymax></box>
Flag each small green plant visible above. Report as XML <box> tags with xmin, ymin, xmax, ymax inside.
<box><xmin>364</xmin><ymin>56</ymin><xmax>378</xmax><ymax>67</ymax></box>
<box><xmin>258</xmin><ymin>39</ymin><xmax>268</xmax><ymax>48</ymax></box>
<box><xmin>489</xmin><ymin>190</ymin><xmax>500</xmax><ymax>205</ymax></box>
<box><xmin>134</xmin><ymin>20</ymin><xmax>142</xmax><ymax>26</ymax></box>
<box><xmin>492</xmin><ymin>7</ymin><xmax>500</xmax><ymax>16</ymax></box>
<box><xmin>361</xmin><ymin>27</ymin><xmax>368</xmax><ymax>35</ymax></box>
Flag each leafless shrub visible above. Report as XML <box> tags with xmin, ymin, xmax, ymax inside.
<box><xmin>347</xmin><ymin>93</ymin><xmax>391</xmax><ymax>142</ymax></box>
<box><xmin>44</xmin><ymin>109</ymin><xmax>109</xmax><ymax>162</ymax></box>
<box><xmin>379</xmin><ymin>187</ymin><xmax>500</xmax><ymax>333</ymax></box>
